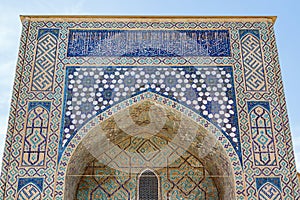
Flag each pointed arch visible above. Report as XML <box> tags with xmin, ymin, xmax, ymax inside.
<box><xmin>56</xmin><ymin>93</ymin><xmax>243</xmax><ymax>199</ymax></box>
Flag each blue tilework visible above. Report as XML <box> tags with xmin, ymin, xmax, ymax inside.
<box><xmin>38</xmin><ymin>28</ymin><xmax>59</xmax><ymax>39</ymax></box>
<box><xmin>247</xmin><ymin>101</ymin><xmax>270</xmax><ymax>112</ymax></box>
<box><xmin>28</xmin><ymin>101</ymin><xmax>51</xmax><ymax>112</ymax></box>
<box><xmin>249</xmin><ymin>102</ymin><xmax>277</xmax><ymax>166</ymax></box>
<box><xmin>239</xmin><ymin>29</ymin><xmax>266</xmax><ymax>91</ymax></box>
<box><xmin>31</xmin><ymin>28</ymin><xmax>59</xmax><ymax>92</ymax></box>
<box><xmin>67</xmin><ymin>30</ymin><xmax>231</xmax><ymax>57</ymax></box>
<box><xmin>256</xmin><ymin>177</ymin><xmax>281</xmax><ymax>191</ymax></box>
<box><xmin>17</xmin><ymin>178</ymin><xmax>44</xmax><ymax>192</ymax></box>
<box><xmin>239</xmin><ymin>29</ymin><xmax>260</xmax><ymax>39</ymax></box>
<box><xmin>59</xmin><ymin>65</ymin><xmax>241</xmax><ymax>162</ymax></box>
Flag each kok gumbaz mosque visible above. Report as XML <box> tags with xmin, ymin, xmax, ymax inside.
<box><xmin>0</xmin><ymin>16</ymin><xmax>299</xmax><ymax>200</ymax></box>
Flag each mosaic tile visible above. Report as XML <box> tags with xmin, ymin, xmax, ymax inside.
<box><xmin>17</xmin><ymin>178</ymin><xmax>43</xmax><ymax>200</ymax></box>
<box><xmin>248</xmin><ymin>101</ymin><xmax>277</xmax><ymax>166</ymax></box>
<box><xmin>60</xmin><ymin>66</ymin><xmax>241</xmax><ymax>162</ymax></box>
<box><xmin>68</xmin><ymin>30</ymin><xmax>230</xmax><ymax>57</ymax></box>
<box><xmin>239</xmin><ymin>29</ymin><xmax>267</xmax><ymax>91</ymax></box>
<box><xmin>256</xmin><ymin>177</ymin><xmax>281</xmax><ymax>199</ymax></box>
<box><xmin>0</xmin><ymin>16</ymin><xmax>298</xmax><ymax>200</ymax></box>
<box><xmin>75</xmin><ymin>113</ymin><xmax>221</xmax><ymax>199</ymax></box>
<box><xmin>22</xmin><ymin>101</ymin><xmax>51</xmax><ymax>166</ymax></box>
<box><xmin>31</xmin><ymin>28</ymin><xmax>59</xmax><ymax>92</ymax></box>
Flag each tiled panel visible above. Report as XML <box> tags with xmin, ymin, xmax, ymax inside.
<box><xmin>17</xmin><ymin>178</ymin><xmax>43</xmax><ymax>200</ymax></box>
<box><xmin>68</xmin><ymin>30</ymin><xmax>230</xmax><ymax>57</ymax></box>
<box><xmin>0</xmin><ymin>16</ymin><xmax>298</xmax><ymax>200</ymax></box>
<box><xmin>31</xmin><ymin>29</ymin><xmax>59</xmax><ymax>91</ymax></box>
<box><xmin>60</xmin><ymin>66</ymin><xmax>241</xmax><ymax>161</ymax></box>
<box><xmin>248</xmin><ymin>101</ymin><xmax>277</xmax><ymax>166</ymax></box>
<box><xmin>256</xmin><ymin>177</ymin><xmax>281</xmax><ymax>200</ymax></box>
<box><xmin>22</xmin><ymin>102</ymin><xmax>51</xmax><ymax>167</ymax></box>
<box><xmin>240</xmin><ymin>30</ymin><xmax>267</xmax><ymax>91</ymax></box>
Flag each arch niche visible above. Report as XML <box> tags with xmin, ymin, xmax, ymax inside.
<box><xmin>59</xmin><ymin>93</ymin><xmax>241</xmax><ymax>199</ymax></box>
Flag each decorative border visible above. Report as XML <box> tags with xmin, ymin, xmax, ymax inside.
<box><xmin>0</xmin><ymin>17</ymin><xmax>298</xmax><ymax>200</ymax></box>
<box><xmin>0</xmin><ymin>20</ymin><xmax>31</xmax><ymax>199</ymax></box>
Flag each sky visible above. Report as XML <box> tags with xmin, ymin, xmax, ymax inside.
<box><xmin>0</xmin><ymin>0</ymin><xmax>299</xmax><ymax>171</ymax></box>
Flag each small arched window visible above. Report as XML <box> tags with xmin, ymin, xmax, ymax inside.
<box><xmin>138</xmin><ymin>170</ymin><xmax>159</xmax><ymax>200</ymax></box>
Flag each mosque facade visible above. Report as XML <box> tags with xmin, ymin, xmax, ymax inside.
<box><xmin>0</xmin><ymin>16</ymin><xmax>299</xmax><ymax>199</ymax></box>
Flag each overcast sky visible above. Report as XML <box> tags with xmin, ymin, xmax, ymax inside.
<box><xmin>0</xmin><ymin>0</ymin><xmax>299</xmax><ymax>171</ymax></box>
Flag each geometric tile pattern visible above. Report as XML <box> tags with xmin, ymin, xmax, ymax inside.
<box><xmin>67</xmin><ymin>30</ymin><xmax>231</xmax><ymax>57</ymax></box>
<box><xmin>17</xmin><ymin>178</ymin><xmax>43</xmax><ymax>200</ymax></box>
<box><xmin>256</xmin><ymin>177</ymin><xmax>281</xmax><ymax>200</ymax></box>
<box><xmin>61</xmin><ymin>66</ymin><xmax>241</xmax><ymax>161</ymax></box>
<box><xmin>166</xmin><ymin>153</ymin><xmax>218</xmax><ymax>199</ymax></box>
<box><xmin>240</xmin><ymin>30</ymin><xmax>267</xmax><ymax>91</ymax></box>
<box><xmin>269</xmin><ymin>22</ymin><xmax>300</xmax><ymax>198</ymax></box>
<box><xmin>76</xmin><ymin>135</ymin><xmax>219</xmax><ymax>199</ymax></box>
<box><xmin>248</xmin><ymin>101</ymin><xmax>277</xmax><ymax>166</ymax></box>
<box><xmin>31</xmin><ymin>29</ymin><xmax>59</xmax><ymax>91</ymax></box>
<box><xmin>22</xmin><ymin>102</ymin><xmax>51</xmax><ymax>166</ymax></box>
<box><xmin>17</xmin><ymin>184</ymin><xmax>42</xmax><ymax>200</ymax></box>
<box><xmin>0</xmin><ymin>20</ymin><xmax>31</xmax><ymax>198</ymax></box>
<box><xmin>0</xmin><ymin>16</ymin><xmax>299</xmax><ymax>200</ymax></box>
<box><xmin>258</xmin><ymin>183</ymin><xmax>281</xmax><ymax>200</ymax></box>
<box><xmin>64</xmin><ymin>93</ymin><xmax>239</xmax><ymax>200</ymax></box>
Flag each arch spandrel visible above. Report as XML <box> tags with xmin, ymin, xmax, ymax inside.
<box><xmin>57</xmin><ymin>92</ymin><xmax>243</xmax><ymax>199</ymax></box>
